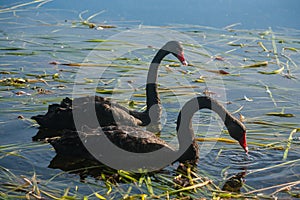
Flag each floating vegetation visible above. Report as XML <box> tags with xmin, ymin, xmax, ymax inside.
<box><xmin>0</xmin><ymin>78</ymin><xmax>27</xmax><ymax>86</ymax></box>
<box><xmin>85</xmin><ymin>39</ymin><xmax>119</xmax><ymax>43</ymax></box>
<box><xmin>194</xmin><ymin>76</ymin><xmax>206</xmax><ymax>83</ymax></box>
<box><xmin>205</xmin><ymin>69</ymin><xmax>230</xmax><ymax>75</ymax></box>
<box><xmin>35</xmin><ymin>88</ymin><xmax>53</xmax><ymax>95</ymax></box>
<box><xmin>49</xmin><ymin>61</ymin><xmax>127</xmax><ymax>68</ymax></box>
<box><xmin>214</xmin><ymin>56</ymin><xmax>226</xmax><ymax>61</ymax></box>
<box><xmin>282</xmin><ymin>129</ymin><xmax>299</xmax><ymax>160</ymax></box>
<box><xmin>257</xmin><ymin>42</ymin><xmax>269</xmax><ymax>52</ymax></box>
<box><xmin>0</xmin><ymin>77</ymin><xmax>48</xmax><ymax>87</ymax></box>
<box><xmin>75</xmin><ymin>10</ymin><xmax>117</xmax><ymax>30</ymax></box>
<box><xmin>266</xmin><ymin>112</ymin><xmax>295</xmax><ymax>118</ymax></box>
<box><xmin>15</xmin><ymin>91</ymin><xmax>31</xmax><ymax>96</ymax></box>
<box><xmin>95</xmin><ymin>88</ymin><xmax>134</xmax><ymax>94</ymax></box>
<box><xmin>5</xmin><ymin>51</ymin><xmax>38</xmax><ymax>56</ymax></box>
<box><xmin>283</xmin><ymin>47</ymin><xmax>298</xmax><ymax>52</ymax></box>
<box><xmin>241</xmin><ymin>61</ymin><xmax>268</xmax><ymax>68</ymax></box>
<box><xmin>0</xmin><ymin>3</ymin><xmax>300</xmax><ymax>199</ymax></box>
<box><xmin>227</xmin><ymin>42</ymin><xmax>246</xmax><ymax>48</ymax></box>
<box><xmin>243</xmin><ymin>95</ymin><xmax>253</xmax><ymax>102</ymax></box>
<box><xmin>258</xmin><ymin>66</ymin><xmax>285</xmax><ymax>75</ymax></box>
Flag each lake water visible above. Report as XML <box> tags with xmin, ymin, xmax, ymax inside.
<box><xmin>0</xmin><ymin>1</ymin><xmax>300</xmax><ymax>199</ymax></box>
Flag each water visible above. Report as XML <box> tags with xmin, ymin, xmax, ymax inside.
<box><xmin>1</xmin><ymin>1</ymin><xmax>300</xmax><ymax>199</ymax></box>
<box><xmin>1</xmin><ymin>0</ymin><xmax>300</xmax><ymax>30</ymax></box>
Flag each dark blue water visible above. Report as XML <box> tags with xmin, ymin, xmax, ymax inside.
<box><xmin>1</xmin><ymin>0</ymin><xmax>300</xmax><ymax>29</ymax></box>
<box><xmin>51</xmin><ymin>0</ymin><xmax>300</xmax><ymax>29</ymax></box>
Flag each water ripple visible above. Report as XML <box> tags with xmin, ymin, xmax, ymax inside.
<box><xmin>201</xmin><ymin>148</ymin><xmax>286</xmax><ymax>172</ymax></box>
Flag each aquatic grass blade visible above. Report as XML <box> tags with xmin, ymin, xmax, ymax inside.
<box><xmin>283</xmin><ymin>129</ymin><xmax>299</xmax><ymax>160</ymax></box>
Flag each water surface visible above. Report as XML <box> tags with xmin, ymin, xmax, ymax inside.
<box><xmin>0</xmin><ymin>1</ymin><xmax>300</xmax><ymax>199</ymax></box>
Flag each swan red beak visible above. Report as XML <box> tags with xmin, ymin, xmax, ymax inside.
<box><xmin>239</xmin><ymin>132</ymin><xmax>248</xmax><ymax>153</ymax></box>
<box><xmin>177</xmin><ymin>52</ymin><xmax>188</xmax><ymax>66</ymax></box>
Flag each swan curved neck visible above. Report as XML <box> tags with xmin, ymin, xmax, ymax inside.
<box><xmin>176</xmin><ymin>96</ymin><xmax>230</xmax><ymax>131</ymax></box>
<box><xmin>146</xmin><ymin>49</ymin><xmax>169</xmax><ymax>110</ymax></box>
<box><xmin>175</xmin><ymin>96</ymin><xmax>247</xmax><ymax>162</ymax></box>
<box><xmin>176</xmin><ymin>96</ymin><xmax>232</xmax><ymax>154</ymax></box>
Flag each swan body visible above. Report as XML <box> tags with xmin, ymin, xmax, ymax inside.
<box><xmin>48</xmin><ymin>96</ymin><xmax>248</xmax><ymax>170</ymax></box>
<box><xmin>33</xmin><ymin>96</ymin><xmax>142</xmax><ymax>131</ymax></box>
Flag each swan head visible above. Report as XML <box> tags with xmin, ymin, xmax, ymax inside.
<box><xmin>226</xmin><ymin>118</ymin><xmax>248</xmax><ymax>153</ymax></box>
<box><xmin>163</xmin><ymin>41</ymin><xmax>188</xmax><ymax>66</ymax></box>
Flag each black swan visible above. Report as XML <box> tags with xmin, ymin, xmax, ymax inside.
<box><xmin>48</xmin><ymin>96</ymin><xmax>248</xmax><ymax>171</ymax></box>
<box><xmin>32</xmin><ymin>41</ymin><xmax>187</xmax><ymax>133</ymax></box>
